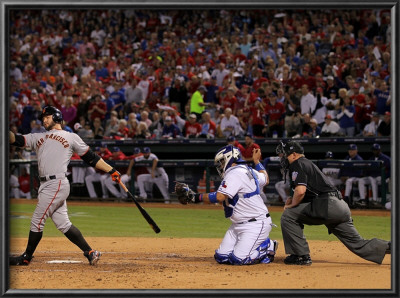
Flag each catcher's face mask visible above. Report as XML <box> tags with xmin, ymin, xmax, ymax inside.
<box><xmin>214</xmin><ymin>145</ymin><xmax>244</xmax><ymax>178</ymax></box>
<box><xmin>276</xmin><ymin>141</ymin><xmax>289</xmax><ymax>172</ymax></box>
<box><xmin>276</xmin><ymin>140</ymin><xmax>304</xmax><ymax>173</ymax></box>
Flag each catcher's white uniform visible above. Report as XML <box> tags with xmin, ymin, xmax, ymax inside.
<box><xmin>215</xmin><ymin>164</ymin><xmax>276</xmax><ymax>264</ymax></box>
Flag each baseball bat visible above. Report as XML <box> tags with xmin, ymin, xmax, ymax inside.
<box><xmin>119</xmin><ymin>181</ymin><xmax>161</xmax><ymax>234</ymax></box>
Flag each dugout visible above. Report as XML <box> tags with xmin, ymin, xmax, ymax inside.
<box><xmin>10</xmin><ymin>157</ymin><xmax>389</xmax><ymax>208</ymax></box>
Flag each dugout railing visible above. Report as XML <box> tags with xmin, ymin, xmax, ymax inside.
<box><xmin>10</xmin><ymin>159</ymin><xmax>388</xmax><ymax>207</ymax></box>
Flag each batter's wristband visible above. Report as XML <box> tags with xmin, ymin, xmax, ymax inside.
<box><xmin>255</xmin><ymin>163</ymin><xmax>265</xmax><ymax>171</ymax></box>
<box><xmin>208</xmin><ymin>192</ymin><xmax>217</xmax><ymax>203</ymax></box>
<box><xmin>108</xmin><ymin>168</ymin><xmax>116</xmax><ymax>175</ymax></box>
<box><xmin>194</xmin><ymin>193</ymin><xmax>203</xmax><ymax>203</ymax></box>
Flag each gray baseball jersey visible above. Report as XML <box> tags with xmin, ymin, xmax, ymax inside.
<box><xmin>24</xmin><ymin>129</ymin><xmax>89</xmax><ymax>177</ymax></box>
<box><xmin>22</xmin><ymin>129</ymin><xmax>90</xmax><ymax>233</ymax></box>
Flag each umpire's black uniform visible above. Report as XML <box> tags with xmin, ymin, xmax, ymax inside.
<box><xmin>281</xmin><ymin>147</ymin><xmax>390</xmax><ymax>264</ymax></box>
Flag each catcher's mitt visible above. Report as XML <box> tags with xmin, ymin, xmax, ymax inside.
<box><xmin>174</xmin><ymin>182</ymin><xmax>196</xmax><ymax>205</ymax></box>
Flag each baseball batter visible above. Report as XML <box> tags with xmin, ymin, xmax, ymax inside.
<box><xmin>9</xmin><ymin>106</ymin><xmax>122</xmax><ymax>266</ymax></box>
<box><xmin>133</xmin><ymin>147</ymin><xmax>170</xmax><ymax>203</ymax></box>
<box><xmin>175</xmin><ymin>145</ymin><xmax>278</xmax><ymax>265</ymax></box>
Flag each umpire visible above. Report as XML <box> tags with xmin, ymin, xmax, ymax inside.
<box><xmin>277</xmin><ymin>140</ymin><xmax>391</xmax><ymax>265</ymax></box>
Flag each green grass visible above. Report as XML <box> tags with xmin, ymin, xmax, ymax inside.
<box><xmin>9</xmin><ymin>203</ymin><xmax>391</xmax><ymax>241</ymax></box>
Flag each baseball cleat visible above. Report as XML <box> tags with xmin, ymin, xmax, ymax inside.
<box><xmin>9</xmin><ymin>253</ymin><xmax>33</xmax><ymax>266</ymax></box>
<box><xmin>284</xmin><ymin>254</ymin><xmax>312</xmax><ymax>265</ymax></box>
<box><xmin>84</xmin><ymin>250</ymin><xmax>101</xmax><ymax>265</ymax></box>
<box><xmin>267</xmin><ymin>240</ymin><xmax>278</xmax><ymax>262</ymax></box>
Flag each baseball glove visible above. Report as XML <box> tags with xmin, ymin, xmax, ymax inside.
<box><xmin>174</xmin><ymin>182</ymin><xmax>196</xmax><ymax>205</ymax></box>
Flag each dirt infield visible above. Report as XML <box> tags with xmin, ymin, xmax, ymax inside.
<box><xmin>8</xmin><ymin>201</ymin><xmax>391</xmax><ymax>290</ymax></box>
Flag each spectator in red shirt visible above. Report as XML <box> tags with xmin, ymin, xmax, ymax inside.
<box><xmin>219</xmin><ymin>87</ymin><xmax>238</xmax><ymax>113</ymax></box>
<box><xmin>302</xmin><ymin>65</ymin><xmax>316</xmax><ymax>91</ymax></box>
<box><xmin>252</xmin><ymin>69</ymin><xmax>269</xmax><ymax>91</ymax></box>
<box><xmin>241</xmin><ymin>133</ymin><xmax>261</xmax><ymax>162</ymax></box>
<box><xmin>287</xmin><ymin>67</ymin><xmax>305</xmax><ymax>91</ymax></box>
<box><xmin>360</xmin><ymin>92</ymin><xmax>377</xmax><ymax>131</ymax></box>
<box><xmin>241</xmin><ymin>84</ymin><xmax>258</xmax><ymax>107</ymax></box>
<box><xmin>265</xmin><ymin>92</ymin><xmax>286</xmax><ymax>138</ymax></box>
<box><xmin>88</xmin><ymin>94</ymin><xmax>107</xmax><ymax>122</ymax></box>
<box><xmin>184</xmin><ymin>113</ymin><xmax>202</xmax><ymax>138</ymax></box>
<box><xmin>351</xmin><ymin>83</ymin><xmax>366</xmax><ymax>135</ymax></box>
<box><xmin>248</xmin><ymin>98</ymin><xmax>266</xmax><ymax>138</ymax></box>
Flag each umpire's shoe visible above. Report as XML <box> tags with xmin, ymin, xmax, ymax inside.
<box><xmin>84</xmin><ymin>250</ymin><xmax>101</xmax><ymax>265</ymax></box>
<box><xmin>9</xmin><ymin>253</ymin><xmax>33</xmax><ymax>266</ymax></box>
<box><xmin>385</xmin><ymin>242</ymin><xmax>391</xmax><ymax>254</ymax></box>
<box><xmin>284</xmin><ymin>254</ymin><xmax>312</xmax><ymax>265</ymax></box>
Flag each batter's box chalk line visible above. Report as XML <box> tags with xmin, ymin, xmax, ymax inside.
<box><xmin>46</xmin><ymin>260</ymin><xmax>83</xmax><ymax>264</ymax></box>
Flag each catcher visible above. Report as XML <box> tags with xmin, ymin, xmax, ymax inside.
<box><xmin>175</xmin><ymin>145</ymin><xmax>278</xmax><ymax>265</ymax></box>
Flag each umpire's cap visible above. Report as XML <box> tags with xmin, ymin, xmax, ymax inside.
<box><xmin>40</xmin><ymin>105</ymin><xmax>63</xmax><ymax>123</ymax></box>
<box><xmin>281</xmin><ymin>140</ymin><xmax>304</xmax><ymax>156</ymax></box>
<box><xmin>143</xmin><ymin>147</ymin><xmax>151</xmax><ymax>153</ymax></box>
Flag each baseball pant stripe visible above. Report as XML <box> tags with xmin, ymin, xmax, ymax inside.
<box><xmin>37</xmin><ymin>180</ymin><xmax>61</xmax><ymax>232</ymax></box>
<box><xmin>245</xmin><ymin>220</ymin><xmax>265</xmax><ymax>262</ymax></box>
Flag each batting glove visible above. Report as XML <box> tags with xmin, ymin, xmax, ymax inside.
<box><xmin>109</xmin><ymin>168</ymin><xmax>121</xmax><ymax>183</ymax></box>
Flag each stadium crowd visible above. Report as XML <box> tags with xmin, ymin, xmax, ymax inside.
<box><xmin>9</xmin><ymin>8</ymin><xmax>392</xmax><ymax>141</ymax></box>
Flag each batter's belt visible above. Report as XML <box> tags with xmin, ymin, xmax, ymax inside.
<box><xmin>39</xmin><ymin>173</ymin><xmax>67</xmax><ymax>182</ymax></box>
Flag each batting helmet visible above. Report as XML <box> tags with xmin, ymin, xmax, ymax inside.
<box><xmin>40</xmin><ymin>105</ymin><xmax>63</xmax><ymax>123</ymax></box>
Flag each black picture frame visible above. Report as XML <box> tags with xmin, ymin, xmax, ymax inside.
<box><xmin>1</xmin><ymin>1</ymin><xmax>398</xmax><ymax>297</ymax></box>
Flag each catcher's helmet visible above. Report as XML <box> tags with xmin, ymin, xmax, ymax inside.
<box><xmin>214</xmin><ymin>145</ymin><xmax>245</xmax><ymax>178</ymax></box>
<box><xmin>40</xmin><ymin>105</ymin><xmax>63</xmax><ymax>123</ymax></box>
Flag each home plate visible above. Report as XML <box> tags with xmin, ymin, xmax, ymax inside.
<box><xmin>47</xmin><ymin>260</ymin><xmax>83</xmax><ymax>264</ymax></box>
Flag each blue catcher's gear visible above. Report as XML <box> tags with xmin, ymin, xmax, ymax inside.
<box><xmin>214</xmin><ymin>145</ymin><xmax>245</xmax><ymax>178</ymax></box>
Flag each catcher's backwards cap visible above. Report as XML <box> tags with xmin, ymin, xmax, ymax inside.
<box><xmin>40</xmin><ymin>105</ymin><xmax>63</xmax><ymax>123</ymax></box>
<box><xmin>214</xmin><ymin>145</ymin><xmax>245</xmax><ymax>178</ymax></box>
